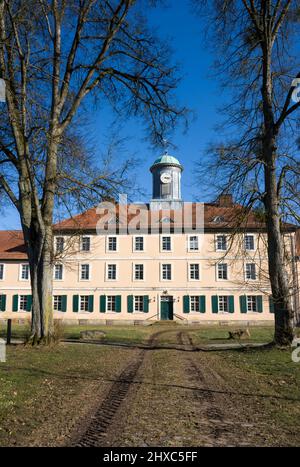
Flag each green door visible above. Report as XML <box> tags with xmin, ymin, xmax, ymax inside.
<box><xmin>160</xmin><ymin>297</ymin><xmax>173</xmax><ymax>320</ymax></box>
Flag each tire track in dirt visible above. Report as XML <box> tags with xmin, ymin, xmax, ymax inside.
<box><xmin>176</xmin><ymin>330</ymin><xmax>256</xmax><ymax>446</ymax></box>
<box><xmin>71</xmin><ymin>329</ymin><xmax>172</xmax><ymax>447</ymax></box>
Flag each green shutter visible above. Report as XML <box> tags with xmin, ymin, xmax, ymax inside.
<box><xmin>0</xmin><ymin>295</ymin><xmax>6</xmax><ymax>312</ymax></box>
<box><xmin>228</xmin><ymin>296</ymin><xmax>234</xmax><ymax>313</ymax></box>
<box><xmin>240</xmin><ymin>295</ymin><xmax>247</xmax><ymax>313</ymax></box>
<box><xmin>73</xmin><ymin>295</ymin><xmax>79</xmax><ymax>313</ymax></box>
<box><xmin>212</xmin><ymin>295</ymin><xmax>218</xmax><ymax>314</ymax></box>
<box><xmin>26</xmin><ymin>295</ymin><xmax>32</xmax><ymax>312</ymax></box>
<box><xmin>127</xmin><ymin>295</ymin><xmax>133</xmax><ymax>313</ymax></box>
<box><xmin>100</xmin><ymin>295</ymin><xmax>106</xmax><ymax>313</ymax></box>
<box><xmin>88</xmin><ymin>295</ymin><xmax>94</xmax><ymax>313</ymax></box>
<box><xmin>183</xmin><ymin>295</ymin><xmax>190</xmax><ymax>313</ymax></box>
<box><xmin>143</xmin><ymin>295</ymin><xmax>149</xmax><ymax>313</ymax></box>
<box><xmin>269</xmin><ymin>296</ymin><xmax>275</xmax><ymax>313</ymax></box>
<box><xmin>257</xmin><ymin>296</ymin><xmax>263</xmax><ymax>313</ymax></box>
<box><xmin>199</xmin><ymin>295</ymin><xmax>206</xmax><ymax>313</ymax></box>
<box><xmin>116</xmin><ymin>295</ymin><xmax>121</xmax><ymax>313</ymax></box>
<box><xmin>61</xmin><ymin>295</ymin><xmax>67</xmax><ymax>312</ymax></box>
<box><xmin>12</xmin><ymin>294</ymin><xmax>18</xmax><ymax>312</ymax></box>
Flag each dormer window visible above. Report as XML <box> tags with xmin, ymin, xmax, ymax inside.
<box><xmin>159</xmin><ymin>217</ymin><xmax>173</xmax><ymax>224</ymax></box>
<box><xmin>213</xmin><ymin>216</ymin><xmax>225</xmax><ymax>224</ymax></box>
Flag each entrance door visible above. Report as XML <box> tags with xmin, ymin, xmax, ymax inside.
<box><xmin>160</xmin><ymin>296</ymin><xmax>174</xmax><ymax>320</ymax></box>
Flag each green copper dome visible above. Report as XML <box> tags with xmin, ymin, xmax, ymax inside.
<box><xmin>152</xmin><ymin>153</ymin><xmax>182</xmax><ymax>167</ymax></box>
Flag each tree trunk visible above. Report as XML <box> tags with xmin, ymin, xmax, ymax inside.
<box><xmin>261</xmin><ymin>38</ymin><xmax>294</xmax><ymax>347</ymax></box>
<box><xmin>264</xmin><ymin>139</ymin><xmax>294</xmax><ymax>346</ymax></box>
<box><xmin>24</xmin><ymin>222</ymin><xmax>54</xmax><ymax>344</ymax></box>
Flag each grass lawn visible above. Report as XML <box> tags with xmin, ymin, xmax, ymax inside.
<box><xmin>0</xmin><ymin>320</ymin><xmax>286</xmax><ymax>345</ymax></box>
<box><xmin>0</xmin><ymin>343</ymin><xmax>136</xmax><ymax>446</ymax></box>
<box><xmin>0</xmin><ymin>323</ymin><xmax>299</xmax><ymax>446</ymax></box>
<box><xmin>211</xmin><ymin>346</ymin><xmax>300</xmax><ymax>442</ymax></box>
<box><xmin>190</xmin><ymin>325</ymin><xmax>276</xmax><ymax>345</ymax></box>
<box><xmin>0</xmin><ymin>321</ymin><xmax>154</xmax><ymax>344</ymax></box>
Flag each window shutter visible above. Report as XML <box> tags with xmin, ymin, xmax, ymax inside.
<box><xmin>127</xmin><ymin>295</ymin><xmax>133</xmax><ymax>313</ymax></box>
<box><xmin>199</xmin><ymin>296</ymin><xmax>206</xmax><ymax>313</ymax></box>
<box><xmin>269</xmin><ymin>296</ymin><xmax>274</xmax><ymax>313</ymax></box>
<box><xmin>12</xmin><ymin>295</ymin><xmax>18</xmax><ymax>312</ymax></box>
<box><xmin>228</xmin><ymin>296</ymin><xmax>235</xmax><ymax>313</ymax></box>
<box><xmin>257</xmin><ymin>295</ymin><xmax>263</xmax><ymax>313</ymax></box>
<box><xmin>211</xmin><ymin>295</ymin><xmax>218</xmax><ymax>314</ymax></box>
<box><xmin>61</xmin><ymin>295</ymin><xmax>67</xmax><ymax>312</ymax></box>
<box><xmin>240</xmin><ymin>295</ymin><xmax>247</xmax><ymax>314</ymax></box>
<box><xmin>183</xmin><ymin>295</ymin><xmax>190</xmax><ymax>313</ymax></box>
<box><xmin>0</xmin><ymin>295</ymin><xmax>6</xmax><ymax>312</ymax></box>
<box><xmin>100</xmin><ymin>295</ymin><xmax>106</xmax><ymax>313</ymax></box>
<box><xmin>143</xmin><ymin>295</ymin><xmax>149</xmax><ymax>313</ymax></box>
<box><xmin>26</xmin><ymin>295</ymin><xmax>32</xmax><ymax>312</ymax></box>
<box><xmin>88</xmin><ymin>295</ymin><xmax>94</xmax><ymax>313</ymax></box>
<box><xmin>73</xmin><ymin>295</ymin><xmax>79</xmax><ymax>313</ymax></box>
<box><xmin>116</xmin><ymin>295</ymin><xmax>121</xmax><ymax>313</ymax></box>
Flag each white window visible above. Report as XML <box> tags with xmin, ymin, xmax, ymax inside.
<box><xmin>80</xmin><ymin>295</ymin><xmax>89</xmax><ymax>312</ymax></box>
<box><xmin>81</xmin><ymin>236</ymin><xmax>91</xmax><ymax>252</ymax></box>
<box><xmin>108</xmin><ymin>236</ymin><xmax>117</xmax><ymax>251</ymax></box>
<box><xmin>245</xmin><ymin>234</ymin><xmax>255</xmax><ymax>251</ymax></box>
<box><xmin>190</xmin><ymin>296</ymin><xmax>200</xmax><ymax>312</ymax></box>
<box><xmin>134</xmin><ymin>264</ymin><xmax>144</xmax><ymax>281</ymax></box>
<box><xmin>107</xmin><ymin>295</ymin><xmax>116</xmax><ymax>312</ymax></box>
<box><xmin>245</xmin><ymin>263</ymin><xmax>257</xmax><ymax>280</ymax></box>
<box><xmin>162</xmin><ymin>264</ymin><xmax>172</xmax><ymax>280</ymax></box>
<box><xmin>107</xmin><ymin>264</ymin><xmax>117</xmax><ymax>280</ymax></box>
<box><xmin>20</xmin><ymin>264</ymin><xmax>29</xmax><ymax>280</ymax></box>
<box><xmin>247</xmin><ymin>296</ymin><xmax>258</xmax><ymax>312</ymax></box>
<box><xmin>217</xmin><ymin>263</ymin><xmax>228</xmax><ymax>280</ymax></box>
<box><xmin>216</xmin><ymin>235</ymin><xmax>227</xmax><ymax>251</ymax></box>
<box><xmin>134</xmin><ymin>295</ymin><xmax>144</xmax><ymax>312</ymax></box>
<box><xmin>189</xmin><ymin>235</ymin><xmax>199</xmax><ymax>251</ymax></box>
<box><xmin>55</xmin><ymin>237</ymin><xmax>64</xmax><ymax>253</ymax></box>
<box><xmin>161</xmin><ymin>236</ymin><xmax>171</xmax><ymax>251</ymax></box>
<box><xmin>19</xmin><ymin>295</ymin><xmax>29</xmax><ymax>311</ymax></box>
<box><xmin>189</xmin><ymin>264</ymin><xmax>200</xmax><ymax>280</ymax></box>
<box><xmin>54</xmin><ymin>264</ymin><xmax>63</xmax><ymax>280</ymax></box>
<box><xmin>80</xmin><ymin>264</ymin><xmax>90</xmax><ymax>280</ymax></box>
<box><xmin>53</xmin><ymin>295</ymin><xmax>62</xmax><ymax>311</ymax></box>
<box><xmin>218</xmin><ymin>296</ymin><xmax>229</xmax><ymax>313</ymax></box>
<box><xmin>0</xmin><ymin>264</ymin><xmax>3</xmax><ymax>280</ymax></box>
<box><xmin>134</xmin><ymin>236</ymin><xmax>144</xmax><ymax>251</ymax></box>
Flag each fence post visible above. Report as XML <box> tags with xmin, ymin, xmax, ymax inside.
<box><xmin>6</xmin><ymin>319</ymin><xmax>11</xmax><ymax>345</ymax></box>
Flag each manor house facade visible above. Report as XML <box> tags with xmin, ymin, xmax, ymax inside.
<box><xmin>0</xmin><ymin>153</ymin><xmax>299</xmax><ymax>324</ymax></box>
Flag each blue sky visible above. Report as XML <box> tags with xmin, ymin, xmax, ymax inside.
<box><xmin>1</xmin><ymin>0</ymin><xmax>224</xmax><ymax>230</ymax></box>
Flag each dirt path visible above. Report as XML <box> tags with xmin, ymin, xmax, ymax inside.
<box><xmin>71</xmin><ymin>330</ymin><xmax>171</xmax><ymax>447</ymax></box>
<box><xmin>70</xmin><ymin>329</ymin><xmax>298</xmax><ymax>447</ymax></box>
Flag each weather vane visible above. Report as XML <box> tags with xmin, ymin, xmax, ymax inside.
<box><xmin>162</xmin><ymin>138</ymin><xmax>169</xmax><ymax>155</ymax></box>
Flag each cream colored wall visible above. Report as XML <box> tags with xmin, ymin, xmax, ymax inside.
<box><xmin>0</xmin><ymin>230</ymin><xmax>296</xmax><ymax>322</ymax></box>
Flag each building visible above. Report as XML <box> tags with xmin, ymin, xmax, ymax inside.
<box><xmin>0</xmin><ymin>153</ymin><xmax>299</xmax><ymax>324</ymax></box>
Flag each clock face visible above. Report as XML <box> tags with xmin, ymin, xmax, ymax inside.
<box><xmin>160</xmin><ymin>172</ymin><xmax>172</xmax><ymax>184</ymax></box>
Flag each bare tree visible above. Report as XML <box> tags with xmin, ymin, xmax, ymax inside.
<box><xmin>0</xmin><ymin>0</ymin><xmax>185</xmax><ymax>343</ymax></box>
<box><xmin>193</xmin><ymin>0</ymin><xmax>300</xmax><ymax>345</ymax></box>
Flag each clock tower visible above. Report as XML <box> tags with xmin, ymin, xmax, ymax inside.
<box><xmin>150</xmin><ymin>151</ymin><xmax>183</xmax><ymax>211</ymax></box>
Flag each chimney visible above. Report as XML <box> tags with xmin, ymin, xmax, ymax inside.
<box><xmin>218</xmin><ymin>194</ymin><xmax>233</xmax><ymax>207</ymax></box>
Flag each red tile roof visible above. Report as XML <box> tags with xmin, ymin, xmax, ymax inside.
<box><xmin>0</xmin><ymin>203</ymin><xmax>298</xmax><ymax>260</ymax></box>
<box><xmin>0</xmin><ymin>230</ymin><xmax>27</xmax><ymax>260</ymax></box>
<box><xmin>54</xmin><ymin>203</ymin><xmax>296</xmax><ymax>232</ymax></box>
